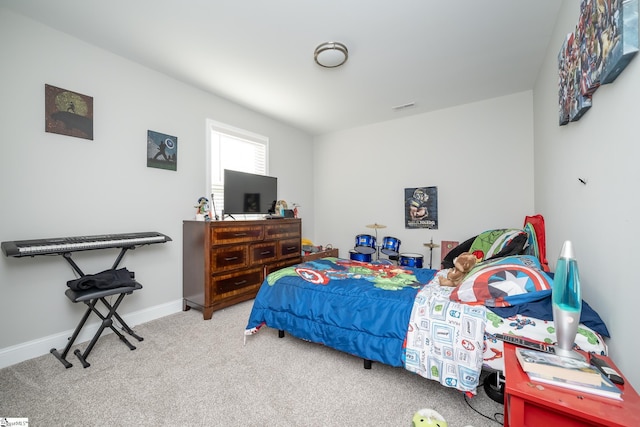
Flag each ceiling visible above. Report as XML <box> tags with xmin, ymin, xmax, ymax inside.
<box><xmin>3</xmin><ymin>0</ymin><xmax>563</xmax><ymax>136</ymax></box>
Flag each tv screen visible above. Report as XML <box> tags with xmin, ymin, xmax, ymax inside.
<box><xmin>223</xmin><ymin>169</ymin><xmax>277</xmax><ymax>216</ymax></box>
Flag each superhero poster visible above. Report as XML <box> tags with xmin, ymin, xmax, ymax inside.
<box><xmin>405</xmin><ymin>186</ymin><xmax>438</xmax><ymax>229</ymax></box>
<box><xmin>147</xmin><ymin>130</ymin><xmax>178</xmax><ymax>171</ymax></box>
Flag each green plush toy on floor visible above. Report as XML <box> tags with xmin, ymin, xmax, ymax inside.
<box><xmin>412</xmin><ymin>409</ymin><xmax>448</xmax><ymax>427</ymax></box>
<box><xmin>412</xmin><ymin>409</ymin><xmax>475</xmax><ymax>427</ymax></box>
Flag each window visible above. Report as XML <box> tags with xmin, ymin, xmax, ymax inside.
<box><xmin>206</xmin><ymin>119</ymin><xmax>269</xmax><ymax>218</ymax></box>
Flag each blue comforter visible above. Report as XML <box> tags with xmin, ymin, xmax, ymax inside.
<box><xmin>245</xmin><ymin>258</ymin><xmax>437</xmax><ymax>367</ymax></box>
<box><xmin>245</xmin><ymin>256</ymin><xmax>610</xmax><ymax>394</ymax></box>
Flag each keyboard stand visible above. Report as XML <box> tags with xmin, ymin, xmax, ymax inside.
<box><xmin>50</xmin><ymin>247</ymin><xmax>144</xmax><ymax>368</ymax></box>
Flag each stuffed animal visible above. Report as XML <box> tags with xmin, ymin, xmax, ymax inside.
<box><xmin>412</xmin><ymin>408</ymin><xmax>447</xmax><ymax>427</ymax></box>
<box><xmin>438</xmin><ymin>252</ymin><xmax>478</xmax><ymax>287</ymax></box>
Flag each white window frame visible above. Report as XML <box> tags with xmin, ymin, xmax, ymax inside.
<box><xmin>206</xmin><ymin>119</ymin><xmax>269</xmax><ymax>219</ymax></box>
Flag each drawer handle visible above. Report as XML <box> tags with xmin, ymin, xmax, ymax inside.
<box><xmin>233</xmin><ymin>233</ymin><xmax>248</xmax><ymax>237</ymax></box>
<box><xmin>224</xmin><ymin>256</ymin><xmax>239</xmax><ymax>261</ymax></box>
<box><xmin>260</xmin><ymin>250</ymin><xmax>272</xmax><ymax>255</ymax></box>
<box><xmin>285</xmin><ymin>246</ymin><xmax>297</xmax><ymax>251</ymax></box>
<box><xmin>234</xmin><ymin>280</ymin><xmax>248</xmax><ymax>286</ymax></box>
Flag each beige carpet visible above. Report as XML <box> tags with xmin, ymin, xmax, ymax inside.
<box><xmin>0</xmin><ymin>300</ymin><xmax>503</xmax><ymax>426</ymax></box>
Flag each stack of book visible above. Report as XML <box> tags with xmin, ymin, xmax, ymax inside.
<box><xmin>515</xmin><ymin>347</ymin><xmax>623</xmax><ymax>400</ymax></box>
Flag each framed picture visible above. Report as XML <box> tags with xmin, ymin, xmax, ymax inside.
<box><xmin>558</xmin><ymin>34</ymin><xmax>572</xmax><ymax>126</ymax></box>
<box><xmin>601</xmin><ymin>0</ymin><xmax>639</xmax><ymax>84</ymax></box>
<box><xmin>558</xmin><ymin>0</ymin><xmax>638</xmax><ymax>125</ymax></box>
<box><xmin>147</xmin><ymin>130</ymin><xmax>177</xmax><ymax>171</ymax></box>
<box><xmin>558</xmin><ymin>32</ymin><xmax>593</xmax><ymax>124</ymax></box>
<box><xmin>45</xmin><ymin>84</ymin><xmax>93</xmax><ymax>140</ymax></box>
<box><xmin>404</xmin><ymin>186</ymin><xmax>438</xmax><ymax>229</ymax></box>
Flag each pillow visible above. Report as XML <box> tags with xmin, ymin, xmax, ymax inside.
<box><xmin>441</xmin><ymin>229</ymin><xmax>528</xmax><ymax>269</ymax></box>
<box><xmin>449</xmin><ymin>255</ymin><xmax>553</xmax><ymax>307</ymax></box>
<box><xmin>468</xmin><ymin>229</ymin><xmax>528</xmax><ymax>261</ymax></box>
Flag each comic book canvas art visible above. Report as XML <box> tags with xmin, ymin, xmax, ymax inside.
<box><xmin>558</xmin><ymin>0</ymin><xmax>638</xmax><ymax>125</ymax></box>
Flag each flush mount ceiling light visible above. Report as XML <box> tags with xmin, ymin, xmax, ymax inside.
<box><xmin>314</xmin><ymin>42</ymin><xmax>348</xmax><ymax>68</ymax></box>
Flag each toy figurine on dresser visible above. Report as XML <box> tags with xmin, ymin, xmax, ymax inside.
<box><xmin>194</xmin><ymin>197</ymin><xmax>211</xmax><ymax>221</ymax></box>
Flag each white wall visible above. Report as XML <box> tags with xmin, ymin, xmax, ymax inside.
<box><xmin>0</xmin><ymin>9</ymin><xmax>314</xmax><ymax>366</ymax></box>
<box><xmin>313</xmin><ymin>92</ymin><xmax>536</xmax><ymax>265</ymax></box>
<box><xmin>533</xmin><ymin>1</ymin><xmax>640</xmax><ymax>389</ymax></box>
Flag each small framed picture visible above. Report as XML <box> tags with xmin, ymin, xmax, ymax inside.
<box><xmin>405</xmin><ymin>186</ymin><xmax>438</xmax><ymax>229</ymax></box>
<box><xmin>147</xmin><ymin>130</ymin><xmax>177</xmax><ymax>171</ymax></box>
<box><xmin>45</xmin><ymin>84</ymin><xmax>94</xmax><ymax>140</ymax></box>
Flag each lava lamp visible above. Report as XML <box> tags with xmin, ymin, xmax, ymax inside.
<box><xmin>552</xmin><ymin>240</ymin><xmax>585</xmax><ymax>360</ymax></box>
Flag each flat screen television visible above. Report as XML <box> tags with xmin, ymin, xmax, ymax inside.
<box><xmin>223</xmin><ymin>169</ymin><xmax>277</xmax><ymax>216</ymax></box>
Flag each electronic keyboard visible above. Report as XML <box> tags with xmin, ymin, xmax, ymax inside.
<box><xmin>1</xmin><ymin>232</ymin><xmax>172</xmax><ymax>257</ymax></box>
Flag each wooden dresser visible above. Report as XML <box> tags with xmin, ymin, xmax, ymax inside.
<box><xmin>182</xmin><ymin>218</ymin><xmax>301</xmax><ymax>320</ymax></box>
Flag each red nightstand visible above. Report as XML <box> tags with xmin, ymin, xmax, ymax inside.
<box><xmin>503</xmin><ymin>343</ymin><xmax>640</xmax><ymax>426</ymax></box>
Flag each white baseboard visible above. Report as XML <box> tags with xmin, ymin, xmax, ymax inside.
<box><xmin>0</xmin><ymin>299</ymin><xmax>183</xmax><ymax>370</ymax></box>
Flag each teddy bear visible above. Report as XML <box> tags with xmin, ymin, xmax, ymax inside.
<box><xmin>438</xmin><ymin>252</ymin><xmax>478</xmax><ymax>287</ymax></box>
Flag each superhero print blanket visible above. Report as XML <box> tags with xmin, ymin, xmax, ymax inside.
<box><xmin>245</xmin><ymin>257</ymin><xmax>608</xmax><ymax>394</ymax></box>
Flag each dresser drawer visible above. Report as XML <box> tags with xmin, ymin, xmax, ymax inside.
<box><xmin>279</xmin><ymin>238</ymin><xmax>301</xmax><ymax>259</ymax></box>
<box><xmin>210</xmin><ymin>245</ymin><xmax>248</xmax><ymax>272</ymax></box>
<box><xmin>265</xmin><ymin>222</ymin><xmax>301</xmax><ymax>239</ymax></box>
<box><xmin>250</xmin><ymin>242</ymin><xmax>278</xmax><ymax>264</ymax></box>
<box><xmin>212</xmin><ymin>268</ymin><xmax>263</xmax><ymax>296</ymax></box>
<box><xmin>210</xmin><ymin>224</ymin><xmax>264</xmax><ymax>244</ymax></box>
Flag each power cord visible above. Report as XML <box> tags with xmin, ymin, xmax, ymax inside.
<box><xmin>462</xmin><ymin>379</ymin><xmax>504</xmax><ymax>425</ymax></box>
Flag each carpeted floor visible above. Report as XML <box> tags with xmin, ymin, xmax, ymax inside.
<box><xmin>0</xmin><ymin>300</ymin><xmax>503</xmax><ymax>426</ymax></box>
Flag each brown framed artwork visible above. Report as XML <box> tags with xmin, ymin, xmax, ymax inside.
<box><xmin>45</xmin><ymin>84</ymin><xmax>94</xmax><ymax>140</ymax></box>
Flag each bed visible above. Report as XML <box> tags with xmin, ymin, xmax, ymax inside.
<box><xmin>244</xmin><ymin>255</ymin><xmax>609</xmax><ymax>395</ymax></box>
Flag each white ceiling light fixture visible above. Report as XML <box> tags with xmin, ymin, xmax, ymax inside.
<box><xmin>314</xmin><ymin>42</ymin><xmax>348</xmax><ymax>68</ymax></box>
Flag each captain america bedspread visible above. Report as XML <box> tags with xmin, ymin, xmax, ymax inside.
<box><xmin>244</xmin><ymin>256</ymin><xmax>608</xmax><ymax>394</ymax></box>
<box><xmin>244</xmin><ymin>257</ymin><xmax>488</xmax><ymax>393</ymax></box>
<box><xmin>245</xmin><ymin>258</ymin><xmax>437</xmax><ymax>369</ymax></box>
<box><xmin>406</xmin><ymin>267</ymin><xmax>608</xmax><ymax>378</ymax></box>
